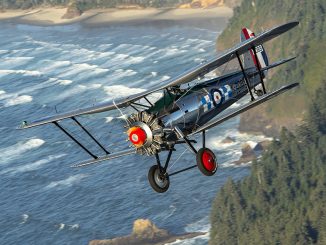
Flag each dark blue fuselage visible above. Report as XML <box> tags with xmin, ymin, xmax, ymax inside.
<box><xmin>161</xmin><ymin>71</ymin><xmax>260</xmax><ymax>134</ymax></box>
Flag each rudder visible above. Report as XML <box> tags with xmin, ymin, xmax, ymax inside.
<box><xmin>240</xmin><ymin>27</ymin><xmax>269</xmax><ymax>76</ymax></box>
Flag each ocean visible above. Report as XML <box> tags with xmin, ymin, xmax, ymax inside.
<box><xmin>0</xmin><ymin>21</ymin><xmax>267</xmax><ymax>245</ymax></box>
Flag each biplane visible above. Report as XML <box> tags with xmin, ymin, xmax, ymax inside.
<box><xmin>21</xmin><ymin>21</ymin><xmax>299</xmax><ymax>193</ymax></box>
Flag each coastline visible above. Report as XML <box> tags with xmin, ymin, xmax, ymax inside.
<box><xmin>0</xmin><ymin>7</ymin><xmax>233</xmax><ymax>27</ymax></box>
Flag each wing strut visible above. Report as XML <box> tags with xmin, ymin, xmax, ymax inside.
<box><xmin>71</xmin><ymin>117</ymin><xmax>110</xmax><ymax>155</ymax></box>
<box><xmin>236</xmin><ymin>52</ymin><xmax>255</xmax><ymax>101</ymax></box>
<box><xmin>53</xmin><ymin>121</ymin><xmax>98</xmax><ymax>159</ymax></box>
<box><xmin>252</xmin><ymin>46</ymin><xmax>267</xmax><ymax>94</ymax></box>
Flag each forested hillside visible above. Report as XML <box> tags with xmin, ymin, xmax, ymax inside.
<box><xmin>217</xmin><ymin>0</ymin><xmax>326</xmax><ymax>135</ymax></box>
<box><xmin>0</xmin><ymin>0</ymin><xmax>192</xmax><ymax>10</ymax></box>
<box><xmin>210</xmin><ymin>83</ymin><xmax>326</xmax><ymax>244</ymax></box>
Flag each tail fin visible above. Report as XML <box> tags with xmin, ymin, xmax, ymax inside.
<box><xmin>240</xmin><ymin>27</ymin><xmax>269</xmax><ymax>77</ymax></box>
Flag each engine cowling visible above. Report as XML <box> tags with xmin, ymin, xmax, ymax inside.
<box><xmin>126</xmin><ymin>111</ymin><xmax>164</xmax><ymax>155</ymax></box>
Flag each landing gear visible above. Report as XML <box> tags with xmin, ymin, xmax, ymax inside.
<box><xmin>147</xmin><ymin>129</ymin><xmax>218</xmax><ymax>193</ymax></box>
<box><xmin>196</xmin><ymin>148</ymin><xmax>218</xmax><ymax>176</ymax></box>
<box><xmin>148</xmin><ymin>165</ymin><xmax>170</xmax><ymax>193</ymax></box>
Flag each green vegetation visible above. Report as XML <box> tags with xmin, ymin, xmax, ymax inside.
<box><xmin>217</xmin><ymin>0</ymin><xmax>326</xmax><ymax>122</ymax></box>
<box><xmin>0</xmin><ymin>0</ymin><xmax>192</xmax><ymax>10</ymax></box>
<box><xmin>210</xmin><ymin>83</ymin><xmax>326</xmax><ymax>244</ymax></box>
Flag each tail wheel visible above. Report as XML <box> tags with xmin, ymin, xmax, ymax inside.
<box><xmin>196</xmin><ymin>148</ymin><xmax>218</xmax><ymax>176</ymax></box>
<box><xmin>148</xmin><ymin>165</ymin><xmax>170</xmax><ymax>193</ymax></box>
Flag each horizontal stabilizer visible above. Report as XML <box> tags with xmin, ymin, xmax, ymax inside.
<box><xmin>71</xmin><ymin>149</ymin><xmax>136</xmax><ymax>168</ymax></box>
<box><xmin>259</xmin><ymin>56</ymin><xmax>296</xmax><ymax>73</ymax></box>
<box><xmin>190</xmin><ymin>82</ymin><xmax>299</xmax><ymax>135</ymax></box>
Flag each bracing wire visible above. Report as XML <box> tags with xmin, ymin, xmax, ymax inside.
<box><xmin>168</xmin><ymin>148</ymin><xmax>188</xmax><ymax>171</ymax></box>
<box><xmin>112</xmin><ymin>99</ymin><xmax>131</xmax><ymax>125</ymax></box>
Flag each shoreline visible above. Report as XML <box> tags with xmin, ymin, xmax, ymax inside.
<box><xmin>0</xmin><ymin>7</ymin><xmax>233</xmax><ymax>27</ymax></box>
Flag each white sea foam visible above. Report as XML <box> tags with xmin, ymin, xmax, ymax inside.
<box><xmin>161</xmin><ymin>48</ymin><xmax>187</xmax><ymax>58</ymax></box>
<box><xmin>56</xmin><ymin>83</ymin><xmax>102</xmax><ymax>100</ymax></box>
<box><xmin>111</xmin><ymin>69</ymin><xmax>137</xmax><ymax>79</ymax></box>
<box><xmin>166</xmin><ymin>218</ymin><xmax>210</xmax><ymax>245</ymax></box>
<box><xmin>103</xmin><ymin>85</ymin><xmax>145</xmax><ymax>99</ymax></box>
<box><xmin>57</xmin><ymin>79</ymin><xmax>73</xmax><ymax>85</ymax></box>
<box><xmin>68</xmin><ymin>224</ymin><xmax>80</xmax><ymax>230</ymax></box>
<box><xmin>1</xmin><ymin>154</ymin><xmax>66</xmax><ymax>175</ymax></box>
<box><xmin>0</xmin><ymin>69</ymin><xmax>42</xmax><ymax>76</ymax></box>
<box><xmin>4</xmin><ymin>95</ymin><xmax>33</xmax><ymax>107</ymax></box>
<box><xmin>151</xmin><ymin>72</ymin><xmax>158</xmax><ymax>77</ymax></box>
<box><xmin>40</xmin><ymin>60</ymin><xmax>71</xmax><ymax>73</ymax></box>
<box><xmin>164</xmin><ymin>233</ymin><xmax>209</xmax><ymax>245</ymax></box>
<box><xmin>159</xmin><ymin>75</ymin><xmax>170</xmax><ymax>82</ymax></box>
<box><xmin>45</xmin><ymin>174</ymin><xmax>87</xmax><ymax>189</ymax></box>
<box><xmin>0</xmin><ymin>139</ymin><xmax>45</xmax><ymax>164</ymax></box>
<box><xmin>55</xmin><ymin>222</ymin><xmax>79</xmax><ymax>231</ymax></box>
<box><xmin>58</xmin><ymin>223</ymin><xmax>65</xmax><ymax>230</ymax></box>
<box><xmin>20</xmin><ymin>214</ymin><xmax>29</xmax><ymax>224</ymax></box>
<box><xmin>1</xmin><ymin>57</ymin><xmax>34</xmax><ymax>68</ymax></box>
<box><xmin>128</xmin><ymin>56</ymin><xmax>145</xmax><ymax>64</ymax></box>
<box><xmin>185</xmin><ymin>216</ymin><xmax>210</xmax><ymax>233</ymax></box>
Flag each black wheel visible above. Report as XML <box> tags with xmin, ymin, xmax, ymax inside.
<box><xmin>196</xmin><ymin>148</ymin><xmax>218</xmax><ymax>176</ymax></box>
<box><xmin>148</xmin><ymin>165</ymin><xmax>170</xmax><ymax>193</ymax></box>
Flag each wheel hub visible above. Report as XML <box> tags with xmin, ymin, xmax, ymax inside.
<box><xmin>202</xmin><ymin>150</ymin><xmax>216</xmax><ymax>172</ymax></box>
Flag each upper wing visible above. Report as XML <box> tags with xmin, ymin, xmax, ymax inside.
<box><xmin>189</xmin><ymin>82</ymin><xmax>299</xmax><ymax>136</ymax></box>
<box><xmin>22</xmin><ymin>21</ymin><xmax>299</xmax><ymax>129</ymax></box>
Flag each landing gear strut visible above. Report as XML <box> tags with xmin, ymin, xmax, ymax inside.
<box><xmin>148</xmin><ymin>149</ymin><xmax>173</xmax><ymax>193</ymax></box>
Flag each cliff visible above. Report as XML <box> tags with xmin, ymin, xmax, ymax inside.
<box><xmin>209</xmin><ymin>83</ymin><xmax>326</xmax><ymax>244</ymax></box>
<box><xmin>89</xmin><ymin>219</ymin><xmax>205</xmax><ymax>245</ymax></box>
<box><xmin>216</xmin><ymin>0</ymin><xmax>326</xmax><ymax>136</ymax></box>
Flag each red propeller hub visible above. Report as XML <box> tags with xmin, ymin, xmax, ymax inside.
<box><xmin>128</xmin><ymin>126</ymin><xmax>147</xmax><ymax>147</ymax></box>
<box><xmin>202</xmin><ymin>150</ymin><xmax>216</xmax><ymax>172</ymax></box>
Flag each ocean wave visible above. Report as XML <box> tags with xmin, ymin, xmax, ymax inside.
<box><xmin>160</xmin><ymin>75</ymin><xmax>171</xmax><ymax>82</ymax></box>
<box><xmin>4</xmin><ymin>95</ymin><xmax>33</xmax><ymax>107</ymax></box>
<box><xmin>0</xmin><ymin>49</ymin><xmax>8</xmax><ymax>55</ymax></box>
<box><xmin>0</xmin><ymin>139</ymin><xmax>45</xmax><ymax>164</ymax></box>
<box><xmin>110</xmin><ymin>68</ymin><xmax>138</xmax><ymax>80</ymax></box>
<box><xmin>185</xmin><ymin>38</ymin><xmax>213</xmax><ymax>45</ymax></box>
<box><xmin>20</xmin><ymin>214</ymin><xmax>29</xmax><ymax>224</ymax></box>
<box><xmin>0</xmin><ymin>154</ymin><xmax>66</xmax><ymax>175</ymax></box>
<box><xmin>44</xmin><ymin>174</ymin><xmax>87</xmax><ymax>189</ymax></box>
<box><xmin>39</xmin><ymin>60</ymin><xmax>72</xmax><ymax>74</ymax></box>
<box><xmin>165</xmin><ymin>233</ymin><xmax>209</xmax><ymax>245</ymax></box>
<box><xmin>74</xmin><ymin>63</ymin><xmax>109</xmax><ymax>74</ymax></box>
<box><xmin>17</xmin><ymin>24</ymin><xmax>81</xmax><ymax>33</ymax></box>
<box><xmin>103</xmin><ymin>85</ymin><xmax>145</xmax><ymax>99</ymax></box>
<box><xmin>0</xmin><ymin>57</ymin><xmax>34</xmax><ymax>68</ymax></box>
<box><xmin>55</xmin><ymin>222</ymin><xmax>80</xmax><ymax>231</ymax></box>
<box><xmin>160</xmin><ymin>48</ymin><xmax>187</xmax><ymax>58</ymax></box>
<box><xmin>0</xmin><ymin>69</ymin><xmax>42</xmax><ymax>77</ymax></box>
<box><xmin>55</xmin><ymin>83</ymin><xmax>102</xmax><ymax>100</ymax></box>
<box><xmin>185</xmin><ymin>216</ymin><xmax>210</xmax><ymax>233</ymax></box>
<box><xmin>57</xmin><ymin>79</ymin><xmax>73</xmax><ymax>85</ymax></box>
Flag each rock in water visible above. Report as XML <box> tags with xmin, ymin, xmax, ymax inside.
<box><xmin>132</xmin><ymin>219</ymin><xmax>168</xmax><ymax>240</ymax></box>
<box><xmin>62</xmin><ymin>2</ymin><xmax>82</xmax><ymax>19</ymax></box>
<box><xmin>89</xmin><ymin>219</ymin><xmax>205</xmax><ymax>245</ymax></box>
<box><xmin>221</xmin><ymin>136</ymin><xmax>235</xmax><ymax>144</ymax></box>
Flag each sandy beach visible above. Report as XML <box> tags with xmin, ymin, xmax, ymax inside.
<box><xmin>0</xmin><ymin>7</ymin><xmax>232</xmax><ymax>26</ymax></box>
